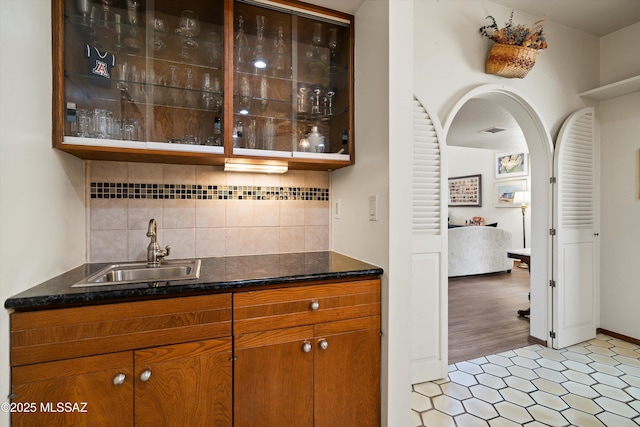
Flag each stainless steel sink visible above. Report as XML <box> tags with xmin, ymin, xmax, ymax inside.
<box><xmin>72</xmin><ymin>259</ymin><xmax>201</xmax><ymax>288</ymax></box>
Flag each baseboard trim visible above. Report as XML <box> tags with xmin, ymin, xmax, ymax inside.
<box><xmin>527</xmin><ymin>335</ymin><xmax>547</xmax><ymax>347</ymax></box>
<box><xmin>597</xmin><ymin>328</ymin><xmax>640</xmax><ymax>346</ymax></box>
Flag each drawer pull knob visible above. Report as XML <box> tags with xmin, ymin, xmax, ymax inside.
<box><xmin>319</xmin><ymin>339</ymin><xmax>329</xmax><ymax>350</ymax></box>
<box><xmin>140</xmin><ymin>369</ymin><xmax>152</xmax><ymax>382</ymax></box>
<box><xmin>113</xmin><ymin>373</ymin><xmax>126</xmax><ymax>386</ymax></box>
<box><xmin>302</xmin><ymin>342</ymin><xmax>312</xmax><ymax>353</ymax></box>
<box><xmin>310</xmin><ymin>300</ymin><xmax>320</xmax><ymax>311</ymax></box>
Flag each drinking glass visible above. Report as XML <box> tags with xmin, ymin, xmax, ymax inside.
<box><xmin>239</xmin><ymin>75</ymin><xmax>251</xmax><ymax>114</ymax></box>
<box><xmin>176</xmin><ymin>10</ymin><xmax>201</xmax><ymax>61</ymax></box>
<box><xmin>123</xmin><ymin>0</ymin><xmax>142</xmax><ymax>52</ymax></box>
<box><xmin>116</xmin><ymin>62</ymin><xmax>129</xmax><ymax>91</ymax></box>
<box><xmin>234</xmin><ymin>12</ymin><xmax>249</xmax><ymax>72</ymax></box>
<box><xmin>271</xmin><ymin>24</ymin><xmax>289</xmax><ymax>78</ymax></box>
<box><xmin>264</xmin><ymin>118</ymin><xmax>276</xmax><ymax>150</ymax></box>
<box><xmin>308</xmin><ymin>22</ymin><xmax>325</xmax><ymax>71</ymax></box>
<box><xmin>253</xmin><ymin>15</ymin><xmax>267</xmax><ymax>69</ymax></box>
<box><xmin>204</xmin><ymin>32</ymin><xmax>222</xmax><ymax>67</ymax></box>
<box><xmin>246</xmin><ymin>120</ymin><xmax>257</xmax><ymax>149</ymax></box>
<box><xmin>76</xmin><ymin>0</ymin><xmax>91</xmax><ymax>28</ymax></box>
<box><xmin>257</xmin><ymin>75</ymin><xmax>269</xmax><ymax>111</ymax></box>
<box><xmin>202</xmin><ymin>72</ymin><xmax>215</xmax><ymax>110</ymax></box>
<box><xmin>325</xmin><ymin>87</ymin><xmax>336</xmax><ymax>116</ymax></box>
<box><xmin>151</xmin><ymin>12</ymin><xmax>168</xmax><ymax>52</ymax></box>
<box><xmin>310</xmin><ymin>84</ymin><xmax>324</xmax><ymax>115</ymax></box>
<box><xmin>112</xmin><ymin>14</ymin><xmax>125</xmax><ymax>52</ymax></box>
<box><xmin>328</xmin><ymin>28</ymin><xmax>341</xmax><ymax>74</ymax></box>
<box><xmin>93</xmin><ymin>109</ymin><xmax>110</xmax><ymax>139</ymax></box>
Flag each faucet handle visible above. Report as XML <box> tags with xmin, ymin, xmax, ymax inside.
<box><xmin>165</xmin><ymin>245</ymin><xmax>171</xmax><ymax>257</ymax></box>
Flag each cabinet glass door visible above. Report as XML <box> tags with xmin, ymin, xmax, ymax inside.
<box><xmin>62</xmin><ymin>0</ymin><xmax>224</xmax><ymax>152</ymax></box>
<box><xmin>231</xmin><ymin>0</ymin><xmax>352</xmax><ymax>160</ymax></box>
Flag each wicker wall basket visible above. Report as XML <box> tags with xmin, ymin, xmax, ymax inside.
<box><xmin>485</xmin><ymin>43</ymin><xmax>538</xmax><ymax>79</ymax></box>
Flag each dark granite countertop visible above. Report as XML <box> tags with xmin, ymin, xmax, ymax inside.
<box><xmin>4</xmin><ymin>252</ymin><xmax>383</xmax><ymax>311</ymax></box>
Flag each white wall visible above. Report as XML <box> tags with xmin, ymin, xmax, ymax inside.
<box><xmin>0</xmin><ymin>1</ymin><xmax>86</xmax><ymax>425</ymax></box>
<box><xmin>332</xmin><ymin>0</ymin><xmax>414</xmax><ymax>425</ymax></box>
<box><xmin>598</xmin><ymin>23</ymin><xmax>640</xmax><ymax>340</ymax></box>
<box><xmin>447</xmin><ymin>146</ymin><xmax>530</xmax><ymax>247</ymax></box>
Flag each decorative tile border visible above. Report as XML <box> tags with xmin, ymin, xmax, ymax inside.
<box><xmin>90</xmin><ymin>182</ymin><xmax>329</xmax><ymax>201</ymax></box>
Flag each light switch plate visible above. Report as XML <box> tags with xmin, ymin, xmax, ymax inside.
<box><xmin>369</xmin><ymin>195</ymin><xmax>378</xmax><ymax>221</ymax></box>
<box><xmin>334</xmin><ymin>199</ymin><xmax>341</xmax><ymax>219</ymax></box>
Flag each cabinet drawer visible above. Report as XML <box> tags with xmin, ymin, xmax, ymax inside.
<box><xmin>11</xmin><ymin>294</ymin><xmax>232</xmax><ymax>366</ymax></box>
<box><xmin>234</xmin><ymin>279</ymin><xmax>380</xmax><ymax>334</ymax></box>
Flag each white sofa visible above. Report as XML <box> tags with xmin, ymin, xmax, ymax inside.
<box><xmin>448</xmin><ymin>226</ymin><xmax>513</xmax><ymax>277</ymax></box>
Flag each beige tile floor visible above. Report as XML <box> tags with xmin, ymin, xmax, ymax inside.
<box><xmin>412</xmin><ymin>334</ymin><xmax>640</xmax><ymax>426</ymax></box>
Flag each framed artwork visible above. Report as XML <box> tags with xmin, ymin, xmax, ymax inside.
<box><xmin>494</xmin><ymin>179</ymin><xmax>528</xmax><ymax>207</ymax></box>
<box><xmin>495</xmin><ymin>152</ymin><xmax>528</xmax><ymax>179</ymax></box>
<box><xmin>448</xmin><ymin>174</ymin><xmax>482</xmax><ymax>207</ymax></box>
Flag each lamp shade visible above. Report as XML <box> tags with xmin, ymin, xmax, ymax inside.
<box><xmin>513</xmin><ymin>191</ymin><xmax>530</xmax><ymax>206</ymax></box>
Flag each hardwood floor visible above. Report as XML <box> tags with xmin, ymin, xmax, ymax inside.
<box><xmin>448</xmin><ymin>262</ymin><xmax>531</xmax><ymax>364</ymax></box>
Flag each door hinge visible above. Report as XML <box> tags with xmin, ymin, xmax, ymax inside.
<box><xmin>549</xmin><ymin>228</ymin><xmax>556</xmax><ymax>236</ymax></box>
<box><xmin>550</xmin><ymin>177</ymin><xmax>557</xmax><ymax>184</ymax></box>
<box><xmin>549</xmin><ymin>279</ymin><xmax>556</xmax><ymax>288</ymax></box>
<box><xmin>549</xmin><ymin>331</ymin><xmax>556</xmax><ymax>339</ymax></box>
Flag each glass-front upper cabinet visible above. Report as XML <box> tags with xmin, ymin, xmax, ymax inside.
<box><xmin>230</xmin><ymin>0</ymin><xmax>353</xmax><ymax>167</ymax></box>
<box><xmin>53</xmin><ymin>0</ymin><xmax>354</xmax><ymax>170</ymax></box>
<box><xmin>57</xmin><ymin>0</ymin><xmax>225</xmax><ymax>157</ymax></box>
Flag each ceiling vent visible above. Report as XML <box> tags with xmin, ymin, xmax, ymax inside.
<box><xmin>480</xmin><ymin>126</ymin><xmax>507</xmax><ymax>134</ymax></box>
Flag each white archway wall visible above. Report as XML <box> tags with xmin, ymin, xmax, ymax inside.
<box><xmin>413</xmin><ymin>0</ymin><xmax>601</xmax><ymax>344</ymax></box>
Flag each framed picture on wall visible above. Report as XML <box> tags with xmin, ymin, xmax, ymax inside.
<box><xmin>495</xmin><ymin>152</ymin><xmax>528</xmax><ymax>179</ymax></box>
<box><xmin>494</xmin><ymin>179</ymin><xmax>527</xmax><ymax>207</ymax></box>
<box><xmin>448</xmin><ymin>174</ymin><xmax>482</xmax><ymax>207</ymax></box>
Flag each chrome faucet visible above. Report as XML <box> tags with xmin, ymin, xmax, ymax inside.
<box><xmin>146</xmin><ymin>219</ymin><xmax>171</xmax><ymax>267</ymax></box>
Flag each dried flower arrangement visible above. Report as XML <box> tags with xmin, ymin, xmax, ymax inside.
<box><xmin>479</xmin><ymin>10</ymin><xmax>548</xmax><ymax>78</ymax></box>
<box><xmin>479</xmin><ymin>10</ymin><xmax>548</xmax><ymax>50</ymax></box>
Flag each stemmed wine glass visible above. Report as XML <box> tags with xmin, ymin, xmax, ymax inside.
<box><xmin>324</xmin><ymin>87</ymin><xmax>336</xmax><ymax>116</ymax></box>
<box><xmin>175</xmin><ymin>10</ymin><xmax>201</xmax><ymax>62</ymax></box>
<box><xmin>328</xmin><ymin>28</ymin><xmax>341</xmax><ymax>74</ymax></box>
<box><xmin>76</xmin><ymin>0</ymin><xmax>92</xmax><ymax>28</ymax></box>
<box><xmin>123</xmin><ymin>0</ymin><xmax>142</xmax><ymax>52</ymax></box>
<box><xmin>95</xmin><ymin>0</ymin><xmax>116</xmax><ymax>38</ymax></box>
<box><xmin>308</xmin><ymin>22</ymin><xmax>325</xmax><ymax>71</ymax></box>
<box><xmin>234</xmin><ymin>11</ymin><xmax>249</xmax><ymax>72</ymax></box>
<box><xmin>271</xmin><ymin>24</ymin><xmax>289</xmax><ymax>78</ymax></box>
<box><xmin>151</xmin><ymin>12</ymin><xmax>168</xmax><ymax>52</ymax></box>
<box><xmin>253</xmin><ymin>15</ymin><xmax>267</xmax><ymax>69</ymax></box>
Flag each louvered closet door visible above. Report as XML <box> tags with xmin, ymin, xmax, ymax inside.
<box><xmin>411</xmin><ymin>96</ymin><xmax>448</xmax><ymax>382</ymax></box>
<box><xmin>553</xmin><ymin>107</ymin><xmax>598</xmax><ymax>349</ymax></box>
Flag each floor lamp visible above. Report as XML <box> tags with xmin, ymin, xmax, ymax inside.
<box><xmin>513</xmin><ymin>191</ymin><xmax>530</xmax><ymax>269</ymax></box>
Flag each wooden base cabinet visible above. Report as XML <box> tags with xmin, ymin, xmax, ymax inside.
<box><xmin>10</xmin><ymin>294</ymin><xmax>233</xmax><ymax>426</ymax></box>
<box><xmin>233</xmin><ymin>280</ymin><xmax>381</xmax><ymax>427</ymax></box>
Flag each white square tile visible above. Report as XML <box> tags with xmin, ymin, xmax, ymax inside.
<box><xmin>195</xmin><ymin>228</ymin><xmax>225</xmax><ymax>258</ymax></box>
<box><xmin>161</xmin><ymin>228</ymin><xmax>195</xmax><ymax>259</ymax></box>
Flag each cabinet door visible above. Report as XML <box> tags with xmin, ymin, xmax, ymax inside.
<box><xmin>234</xmin><ymin>326</ymin><xmax>314</xmax><ymax>427</ymax></box>
<box><xmin>134</xmin><ymin>338</ymin><xmax>232</xmax><ymax>427</ymax></box>
<box><xmin>11</xmin><ymin>352</ymin><xmax>133</xmax><ymax>427</ymax></box>
<box><xmin>314</xmin><ymin>317</ymin><xmax>381</xmax><ymax>427</ymax></box>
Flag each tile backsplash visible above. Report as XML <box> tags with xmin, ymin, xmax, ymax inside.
<box><xmin>88</xmin><ymin>161</ymin><xmax>330</xmax><ymax>263</ymax></box>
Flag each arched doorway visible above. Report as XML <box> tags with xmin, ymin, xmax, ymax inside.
<box><xmin>442</xmin><ymin>85</ymin><xmax>555</xmax><ymax>350</ymax></box>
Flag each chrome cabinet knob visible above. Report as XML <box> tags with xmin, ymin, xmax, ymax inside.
<box><xmin>319</xmin><ymin>339</ymin><xmax>329</xmax><ymax>350</ymax></box>
<box><xmin>302</xmin><ymin>342</ymin><xmax>312</xmax><ymax>353</ymax></box>
<box><xmin>310</xmin><ymin>300</ymin><xmax>320</xmax><ymax>311</ymax></box>
<box><xmin>113</xmin><ymin>373</ymin><xmax>126</xmax><ymax>386</ymax></box>
<box><xmin>139</xmin><ymin>369</ymin><xmax>152</xmax><ymax>382</ymax></box>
